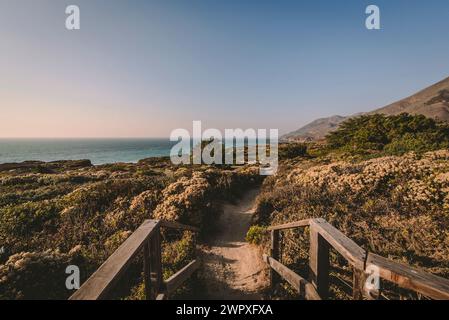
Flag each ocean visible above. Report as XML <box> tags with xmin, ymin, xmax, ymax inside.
<box><xmin>0</xmin><ymin>139</ymin><xmax>176</xmax><ymax>165</ymax></box>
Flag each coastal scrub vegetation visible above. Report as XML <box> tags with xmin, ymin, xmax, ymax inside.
<box><xmin>252</xmin><ymin>113</ymin><xmax>449</xmax><ymax>299</ymax></box>
<box><xmin>0</xmin><ymin>158</ymin><xmax>261</xmax><ymax>299</ymax></box>
<box><xmin>326</xmin><ymin>113</ymin><xmax>449</xmax><ymax>156</ymax></box>
<box><xmin>1</xmin><ymin>113</ymin><xmax>449</xmax><ymax>300</ymax></box>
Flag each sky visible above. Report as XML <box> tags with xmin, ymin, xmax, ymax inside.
<box><xmin>1</xmin><ymin>0</ymin><xmax>449</xmax><ymax>138</ymax></box>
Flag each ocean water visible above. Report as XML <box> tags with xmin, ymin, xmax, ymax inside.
<box><xmin>0</xmin><ymin>139</ymin><xmax>176</xmax><ymax>165</ymax></box>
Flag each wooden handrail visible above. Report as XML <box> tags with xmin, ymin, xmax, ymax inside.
<box><xmin>310</xmin><ymin>219</ymin><xmax>366</xmax><ymax>270</ymax></box>
<box><xmin>267</xmin><ymin>219</ymin><xmax>311</xmax><ymax>231</ymax></box>
<box><xmin>263</xmin><ymin>254</ymin><xmax>320</xmax><ymax>300</ymax></box>
<box><xmin>70</xmin><ymin>219</ymin><xmax>200</xmax><ymax>300</ymax></box>
<box><xmin>160</xmin><ymin>220</ymin><xmax>200</xmax><ymax>232</ymax></box>
<box><xmin>165</xmin><ymin>259</ymin><xmax>201</xmax><ymax>296</ymax></box>
<box><xmin>265</xmin><ymin>217</ymin><xmax>449</xmax><ymax>300</ymax></box>
<box><xmin>70</xmin><ymin>219</ymin><xmax>160</xmax><ymax>300</ymax></box>
<box><xmin>366</xmin><ymin>253</ymin><xmax>449</xmax><ymax>300</ymax></box>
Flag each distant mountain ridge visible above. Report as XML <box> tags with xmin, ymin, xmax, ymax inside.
<box><xmin>282</xmin><ymin>115</ymin><xmax>347</xmax><ymax>141</ymax></box>
<box><xmin>283</xmin><ymin>76</ymin><xmax>449</xmax><ymax>141</ymax></box>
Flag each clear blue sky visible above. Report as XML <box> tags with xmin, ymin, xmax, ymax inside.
<box><xmin>1</xmin><ymin>0</ymin><xmax>449</xmax><ymax>137</ymax></box>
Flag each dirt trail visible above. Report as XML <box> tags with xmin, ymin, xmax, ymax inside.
<box><xmin>199</xmin><ymin>189</ymin><xmax>268</xmax><ymax>300</ymax></box>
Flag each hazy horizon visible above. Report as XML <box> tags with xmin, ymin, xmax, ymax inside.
<box><xmin>0</xmin><ymin>137</ymin><xmax>171</xmax><ymax>140</ymax></box>
<box><xmin>2</xmin><ymin>0</ymin><xmax>449</xmax><ymax>138</ymax></box>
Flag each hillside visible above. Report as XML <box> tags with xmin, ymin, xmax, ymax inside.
<box><xmin>2</xmin><ymin>128</ymin><xmax>449</xmax><ymax>299</ymax></box>
<box><xmin>373</xmin><ymin>76</ymin><xmax>449</xmax><ymax>117</ymax></box>
<box><xmin>282</xmin><ymin>115</ymin><xmax>347</xmax><ymax>141</ymax></box>
<box><xmin>253</xmin><ymin>149</ymin><xmax>449</xmax><ymax>299</ymax></box>
<box><xmin>283</xmin><ymin>76</ymin><xmax>449</xmax><ymax>141</ymax></box>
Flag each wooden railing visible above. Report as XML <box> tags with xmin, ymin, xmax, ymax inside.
<box><xmin>265</xmin><ymin>218</ymin><xmax>449</xmax><ymax>300</ymax></box>
<box><xmin>69</xmin><ymin>219</ymin><xmax>200</xmax><ymax>300</ymax></box>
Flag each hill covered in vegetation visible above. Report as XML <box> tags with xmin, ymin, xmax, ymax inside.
<box><xmin>283</xmin><ymin>76</ymin><xmax>449</xmax><ymax>141</ymax></box>
<box><xmin>252</xmin><ymin>113</ymin><xmax>449</xmax><ymax>299</ymax></box>
<box><xmin>326</xmin><ymin>113</ymin><xmax>449</xmax><ymax>156</ymax></box>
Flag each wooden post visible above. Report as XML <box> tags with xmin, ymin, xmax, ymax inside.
<box><xmin>150</xmin><ymin>227</ymin><xmax>163</xmax><ymax>295</ymax></box>
<box><xmin>143</xmin><ymin>240</ymin><xmax>152</xmax><ymax>300</ymax></box>
<box><xmin>270</xmin><ymin>230</ymin><xmax>280</xmax><ymax>288</ymax></box>
<box><xmin>352</xmin><ymin>268</ymin><xmax>365</xmax><ymax>300</ymax></box>
<box><xmin>309</xmin><ymin>225</ymin><xmax>330</xmax><ymax>299</ymax></box>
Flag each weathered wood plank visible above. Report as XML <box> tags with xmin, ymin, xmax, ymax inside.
<box><xmin>150</xmin><ymin>229</ymin><xmax>163</xmax><ymax>294</ymax></box>
<box><xmin>266</xmin><ymin>218</ymin><xmax>449</xmax><ymax>301</ymax></box>
<box><xmin>160</xmin><ymin>220</ymin><xmax>200</xmax><ymax>232</ymax></box>
<box><xmin>304</xmin><ymin>282</ymin><xmax>322</xmax><ymax>301</ymax></box>
<box><xmin>264</xmin><ymin>254</ymin><xmax>302</xmax><ymax>292</ymax></box>
<box><xmin>270</xmin><ymin>230</ymin><xmax>280</xmax><ymax>287</ymax></box>
<box><xmin>366</xmin><ymin>253</ymin><xmax>449</xmax><ymax>300</ymax></box>
<box><xmin>352</xmin><ymin>268</ymin><xmax>365</xmax><ymax>300</ymax></box>
<box><xmin>309</xmin><ymin>223</ymin><xmax>330</xmax><ymax>299</ymax></box>
<box><xmin>143</xmin><ymin>240</ymin><xmax>152</xmax><ymax>300</ymax></box>
<box><xmin>267</xmin><ymin>219</ymin><xmax>311</xmax><ymax>231</ymax></box>
<box><xmin>165</xmin><ymin>259</ymin><xmax>201</xmax><ymax>295</ymax></box>
<box><xmin>263</xmin><ymin>254</ymin><xmax>321</xmax><ymax>300</ymax></box>
<box><xmin>70</xmin><ymin>219</ymin><xmax>160</xmax><ymax>300</ymax></box>
<box><xmin>310</xmin><ymin>218</ymin><xmax>366</xmax><ymax>270</ymax></box>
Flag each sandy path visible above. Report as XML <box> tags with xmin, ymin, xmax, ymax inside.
<box><xmin>198</xmin><ymin>189</ymin><xmax>268</xmax><ymax>300</ymax></box>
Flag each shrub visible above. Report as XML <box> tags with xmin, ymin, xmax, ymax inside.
<box><xmin>279</xmin><ymin>143</ymin><xmax>308</xmax><ymax>160</ymax></box>
<box><xmin>246</xmin><ymin>226</ymin><xmax>267</xmax><ymax>245</ymax></box>
<box><xmin>0</xmin><ymin>250</ymin><xmax>76</xmax><ymax>300</ymax></box>
<box><xmin>254</xmin><ymin>150</ymin><xmax>449</xmax><ymax>279</ymax></box>
<box><xmin>326</xmin><ymin>113</ymin><xmax>449</xmax><ymax>156</ymax></box>
<box><xmin>0</xmin><ymin>157</ymin><xmax>261</xmax><ymax>299</ymax></box>
<box><xmin>0</xmin><ymin>201</ymin><xmax>60</xmax><ymax>240</ymax></box>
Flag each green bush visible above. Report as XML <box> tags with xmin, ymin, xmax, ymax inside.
<box><xmin>0</xmin><ymin>201</ymin><xmax>60</xmax><ymax>240</ymax></box>
<box><xmin>326</xmin><ymin>113</ymin><xmax>449</xmax><ymax>156</ymax></box>
<box><xmin>246</xmin><ymin>225</ymin><xmax>267</xmax><ymax>245</ymax></box>
<box><xmin>279</xmin><ymin>143</ymin><xmax>308</xmax><ymax>160</ymax></box>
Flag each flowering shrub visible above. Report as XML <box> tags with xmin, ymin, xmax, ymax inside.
<box><xmin>154</xmin><ymin>172</ymin><xmax>211</xmax><ymax>225</ymax></box>
<box><xmin>0</xmin><ymin>158</ymin><xmax>261</xmax><ymax>299</ymax></box>
<box><xmin>0</xmin><ymin>250</ymin><xmax>77</xmax><ymax>300</ymax></box>
<box><xmin>255</xmin><ymin>150</ymin><xmax>449</xmax><ymax>279</ymax></box>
